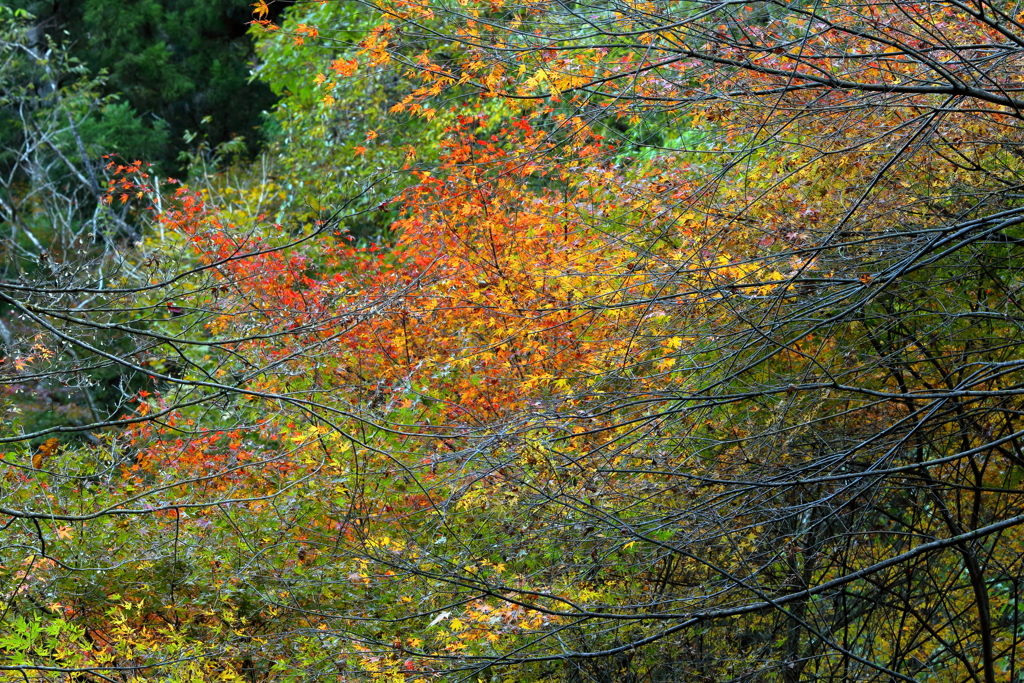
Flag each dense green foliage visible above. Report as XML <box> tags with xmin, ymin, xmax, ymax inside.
<box><xmin>9</xmin><ymin>0</ymin><xmax>279</xmax><ymax>171</ymax></box>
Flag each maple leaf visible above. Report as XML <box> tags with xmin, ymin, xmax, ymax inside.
<box><xmin>428</xmin><ymin>611</ymin><xmax>451</xmax><ymax>627</ymax></box>
<box><xmin>252</xmin><ymin>0</ymin><xmax>269</xmax><ymax>20</ymax></box>
<box><xmin>353</xmin><ymin>145</ymin><xmax>367</xmax><ymax>156</ymax></box>
<box><xmin>330</xmin><ymin>58</ymin><xmax>358</xmax><ymax>77</ymax></box>
<box><xmin>296</xmin><ymin>24</ymin><xmax>319</xmax><ymax>40</ymax></box>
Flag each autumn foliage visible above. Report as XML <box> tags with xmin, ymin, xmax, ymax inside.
<box><xmin>4</xmin><ymin>0</ymin><xmax>1024</xmax><ymax>681</ymax></box>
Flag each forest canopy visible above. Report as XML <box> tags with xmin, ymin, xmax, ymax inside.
<box><xmin>3</xmin><ymin>0</ymin><xmax>1024</xmax><ymax>682</ymax></box>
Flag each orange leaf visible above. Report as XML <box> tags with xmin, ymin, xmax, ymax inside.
<box><xmin>33</xmin><ymin>438</ymin><xmax>59</xmax><ymax>469</ymax></box>
<box><xmin>330</xmin><ymin>59</ymin><xmax>358</xmax><ymax>77</ymax></box>
<box><xmin>296</xmin><ymin>23</ymin><xmax>319</xmax><ymax>40</ymax></box>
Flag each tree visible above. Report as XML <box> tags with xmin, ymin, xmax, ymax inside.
<box><xmin>10</xmin><ymin>0</ymin><xmax>279</xmax><ymax>173</ymax></box>
<box><xmin>5</xmin><ymin>0</ymin><xmax>1024</xmax><ymax>681</ymax></box>
<box><xmin>272</xmin><ymin>0</ymin><xmax>1024</xmax><ymax>679</ymax></box>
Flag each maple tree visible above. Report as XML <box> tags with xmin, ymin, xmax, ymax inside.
<box><xmin>288</xmin><ymin>0</ymin><xmax>1024</xmax><ymax>678</ymax></box>
<box><xmin>5</xmin><ymin>0</ymin><xmax>1024</xmax><ymax>681</ymax></box>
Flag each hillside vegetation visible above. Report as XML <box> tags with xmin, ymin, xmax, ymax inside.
<box><xmin>3</xmin><ymin>1</ymin><xmax>1024</xmax><ymax>681</ymax></box>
